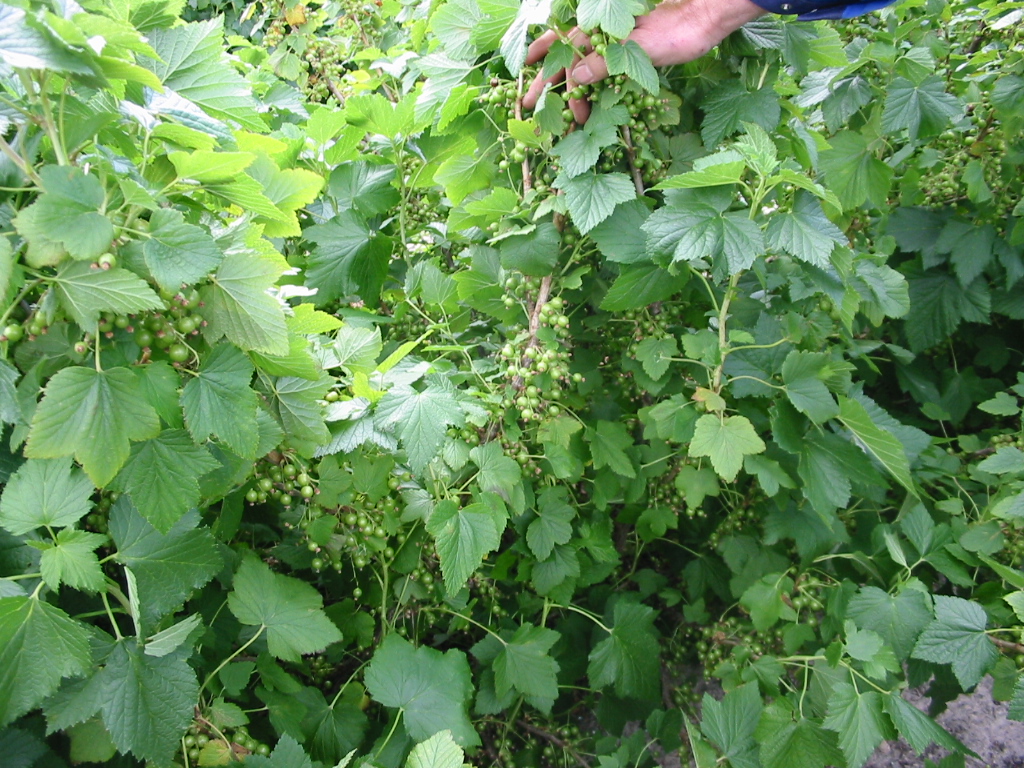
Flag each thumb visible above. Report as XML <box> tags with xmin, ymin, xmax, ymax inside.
<box><xmin>571</xmin><ymin>51</ymin><xmax>609</xmax><ymax>85</ymax></box>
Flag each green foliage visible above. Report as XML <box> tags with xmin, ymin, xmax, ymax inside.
<box><xmin>1</xmin><ymin>0</ymin><xmax>1023</xmax><ymax>766</ymax></box>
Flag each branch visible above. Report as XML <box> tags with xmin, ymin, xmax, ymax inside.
<box><xmin>620</xmin><ymin>126</ymin><xmax>645</xmax><ymax>196</ymax></box>
<box><xmin>510</xmin><ymin>275</ymin><xmax>553</xmax><ymax>392</ymax></box>
<box><xmin>517</xmin><ymin>720</ymin><xmax>590</xmax><ymax>768</ymax></box>
<box><xmin>991</xmin><ymin>636</ymin><xmax>1024</xmax><ymax>655</ymax></box>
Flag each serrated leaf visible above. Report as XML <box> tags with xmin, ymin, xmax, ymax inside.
<box><xmin>493</xmin><ymin>624</ymin><xmax>560</xmax><ymax>705</ymax></box>
<box><xmin>689</xmin><ymin>414</ymin><xmax>766</xmax><ymax>482</ymax></box>
<box><xmin>587</xmin><ymin>600</ymin><xmax>660</xmax><ymax>700</ymax></box>
<box><xmin>145</xmin><ymin>614</ymin><xmax>202</xmax><ymax>658</ymax></box>
<box><xmin>847</xmin><ymin>586</ymin><xmax>931</xmax><ymax>661</ymax></box>
<box><xmin>26</xmin><ymin>367</ymin><xmax>161</xmax><ymax>487</ymax></box>
<box><xmin>499</xmin><ymin>0</ymin><xmax>552</xmax><ymax>76</ymax></box>
<box><xmin>911</xmin><ymin>595</ymin><xmax>998</xmax><ymax>689</ymax></box>
<box><xmin>228</xmin><ymin>556</ymin><xmax>343</xmax><ymax>662</ymax></box>
<box><xmin>406</xmin><ymin>730</ymin><xmax>465</xmax><ymax>768</ymax></box>
<box><xmin>111</xmin><ymin>430</ymin><xmax>219</xmax><ymax>533</ymax></box>
<box><xmin>498</xmin><ymin>221</ymin><xmax>561</xmax><ymax>277</ymax></box>
<box><xmin>605</xmin><ymin>40</ymin><xmax>657</xmax><ymax>94</ymax></box>
<box><xmin>758</xmin><ymin>713</ymin><xmax>843</xmax><ymax>768</ymax></box>
<box><xmin>181</xmin><ymin>344</ymin><xmax>259</xmax><ymax>458</ymax></box>
<box><xmin>376</xmin><ymin>381</ymin><xmax>465</xmax><ymax>474</ymax></box>
<box><xmin>822</xmin><ymin>684</ymin><xmax>893</xmax><ymax>768</ymax></box>
<box><xmin>469</xmin><ymin>442</ymin><xmax>520</xmax><ymax>498</ymax></box>
<box><xmin>110</xmin><ymin>499</ymin><xmax>222</xmax><ymax>628</ymax></box>
<box><xmin>700</xmin><ymin>684</ymin><xmax>761</xmax><ymax>768</ymax></box>
<box><xmin>882</xmin><ymin>76</ymin><xmax>961</xmax><ymax>140</ymax></box>
<box><xmin>644</xmin><ymin>196</ymin><xmax>764</xmax><ymax>275</ymax></box>
<box><xmin>0</xmin><ymin>458</ymin><xmax>94</xmax><ymax>536</ymax></box>
<box><xmin>305</xmin><ymin>212</ymin><xmax>392</xmax><ymax>307</ymax></box>
<box><xmin>549</xmin><ymin>122</ymin><xmax>618</xmax><ymax>178</ymax></box>
<box><xmin>426</xmin><ymin>497</ymin><xmax>507</xmax><ymax>593</ymax></box>
<box><xmin>168</xmin><ymin>150</ymin><xmax>254</xmax><ymax>182</ymax></box>
<box><xmin>904</xmin><ymin>269</ymin><xmax>989</xmax><ymax>353</ymax></box>
<box><xmin>767</xmin><ymin>192</ymin><xmax>846</xmax><ymax>268</ymax></box>
<box><xmin>781</xmin><ymin>350</ymin><xmax>839</xmax><ymax>424</ymax></box>
<box><xmin>200</xmin><ymin>251</ymin><xmax>289</xmax><ymax>355</ymax></box>
<box><xmin>143</xmin><ymin>208</ymin><xmax>223</xmax><ymax>290</ymax></box>
<box><xmin>701</xmin><ymin>82</ymin><xmax>781</xmax><ymax>149</ymax></box>
<box><xmin>590</xmin><ymin>199</ymin><xmax>651</xmax><ymax>264</ymax></box>
<box><xmin>884</xmin><ymin>693</ymin><xmax>968</xmax><ymax>755</ymax></box>
<box><xmin>576</xmin><ymin>0</ymin><xmax>643</xmax><ymax>38</ymax></box>
<box><xmin>558</xmin><ymin>172</ymin><xmax>636</xmax><ymax>235</ymax></box>
<box><xmin>51</xmin><ymin>261</ymin><xmax>163</xmax><ymax>330</ymax></box>
<box><xmin>13</xmin><ymin>166</ymin><xmax>113</xmax><ymax>263</ymax></box>
<box><xmin>364</xmin><ymin>634</ymin><xmax>479</xmax><ymax>746</ymax></box>
<box><xmin>526</xmin><ymin>487</ymin><xmax>575</xmax><ymax>561</ymax></box>
<box><xmin>820</xmin><ymin>131</ymin><xmax>893</xmax><ymax>210</ymax></box>
<box><xmin>600</xmin><ymin>265</ymin><xmax>688</xmax><ymax>311</ymax></box>
<box><xmin>302</xmin><ymin>687</ymin><xmax>367</xmax><ymax>766</ymax></box>
<box><xmin>39</xmin><ymin>528</ymin><xmax>106</xmax><ymax>593</ymax></box>
<box><xmin>0</xmin><ymin>596</ymin><xmax>92</xmax><ymax>727</ymax></box>
<box><xmin>837</xmin><ymin>396</ymin><xmax>916</xmax><ymax>497</ymax></box>
<box><xmin>656</xmin><ymin>151</ymin><xmax>746</xmax><ymax>190</ymax></box>
<box><xmin>95</xmin><ymin>639</ymin><xmax>197</xmax><ymax>765</ymax></box>
<box><xmin>586</xmin><ymin>420</ymin><xmax>635</xmax><ymax>478</ymax></box>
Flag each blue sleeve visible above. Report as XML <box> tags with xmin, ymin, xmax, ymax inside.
<box><xmin>752</xmin><ymin>0</ymin><xmax>895</xmax><ymax>19</ymax></box>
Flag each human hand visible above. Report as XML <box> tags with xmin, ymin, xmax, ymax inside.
<box><xmin>523</xmin><ymin>0</ymin><xmax>766</xmax><ymax>123</ymax></box>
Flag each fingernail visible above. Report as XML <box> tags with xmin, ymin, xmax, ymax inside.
<box><xmin>572</xmin><ymin>64</ymin><xmax>593</xmax><ymax>84</ymax></box>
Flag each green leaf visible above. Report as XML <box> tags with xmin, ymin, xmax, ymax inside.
<box><xmin>13</xmin><ymin>166</ymin><xmax>113</xmax><ymax>263</ymax></box>
<box><xmin>820</xmin><ymin>131</ymin><xmax>893</xmax><ymax>210</ymax></box>
<box><xmin>884</xmin><ymin>693</ymin><xmax>968</xmax><ymax>755</ymax></box>
<box><xmin>0</xmin><ymin>7</ymin><xmax>96</xmax><ymax>74</ymax></box>
<box><xmin>591</xmin><ymin>199</ymin><xmax>652</xmax><ymax>264</ymax></box>
<box><xmin>305</xmin><ymin>212</ymin><xmax>392</xmax><ymax>307</ymax></box>
<box><xmin>493</xmin><ymin>624</ymin><xmax>560</xmax><ymax>705</ymax></box>
<box><xmin>145</xmin><ymin>614</ymin><xmax>203</xmax><ymax>658</ymax></box>
<box><xmin>168</xmin><ymin>150</ymin><xmax>254</xmax><ymax>182</ymax></box>
<box><xmin>903</xmin><ymin>270</ymin><xmax>989</xmax><ymax>352</ymax></box>
<box><xmin>837</xmin><ymin>396</ymin><xmax>916</xmax><ymax>497</ymax></box>
<box><xmin>246</xmin><ymin>735</ymin><xmax>314</xmax><ymax>768</ymax></box>
<box><xmin>912</xmin><ymin>596</ymin><xmax>999</xmax><ymax>689</ymax></box>
<box><xmin>406</xmin><ymin>730</ymin><xmax>466</xmax><ymax>768</ymax></box>
<box><xmin>700</xmin><ymin>684</ymin><xmax>762</xmax><ymax>768</ymax></box>
<box><xmin>181</xmin><ymin>344</ymin><xmax>259</xmax><ymax>458</ymax></box>
<box><xmin>39</xmin><ymin>528</ymin><xmax>106</xmax><ymax>593</ymax></box>
<box><xmin>376</xmin><ymin>380</ymin><xmax>466</xmax><ymax>475</ymax></box>
<box><xmin>588</xmin><ymin>600</ymin><xmax>661</xmax><ymax>700</ymax></box>
<box><xmin>111</xmin><ymin>430</ymin><xmax>219</xmax><ymax>533</ymax></box>
<box><xmin>0</xmin><ymin>596</ymin><xmax>91</xmax><ymax>727</ymax></box>
<box><xmin>200</xmin><ymin>251</ymin><xmax>290</xmax><ymax>356</ymax></box>
<box><xmin>700</xmin><ymin>82</ymin><xmax>781</xmax><ymax>149</ymax></box>
<box><xmin>766</xmin><ymin>192</ymin><xmax>846</xmax><ymax>268</ymax></box>
<box><xmin>549</xmin><ymin>122</ymin><xmax>618</xmax><ymax>179</ymax></box>
<box><xmin>881</xmin><ymin>76</ymin><xmax>961</xmax><ymax>140</ymax></box>
<box><xmin>144</xmin><ymin>18</ymin><xmax>261</xmax><ymax>129</ymax></box>
<box><xmin>364</xmin><ymin>634</ymin><xmax>479</xmax><ymax>746</ymax></box>
<box><xmin>526</xmin><ymin>487</ymin><xmax>575</xmax><ymax>561</ymax></box>
<box><xmin>142</xmin><ymin>208</ymin><xmax>223</xmax><ymax>291</ymax></box>
<box><xmin>847</xmin><ymin>586</ymin><xmax>932</xmax><ymax>661</ymax></box>
<box><xmin>644</xmin><ymin>195</ymin><xmax>764</xmax><ymax>274</ymax></box>
<box><xmin>51</xmin><ymin>261</ymin><xmax>162</xmax><ymax>330</ymax></box>
<box><xmin>656</xmin><ymin>150</ymin><xmax>746</xmax><ymax>190</ymax></box>
<box><xmin>586</xmin><ymin>420</ymin><xmax>635</xmax><ymax>478</ymax></box>
<box><xmin>95</xmin><ymin>640</ymin><xmax>197</xmax><ymax>766</ymax></box>
<box><xmin>110</xmin><ymin>499</ymin><xmax>222</xmax><ymax>628</ymax></box>
<box><xmin>26</xmin><ymin>367</ymin><xmax>161</xmax><ymax>487</ymax></box>
<box><xmin>978</xmin><ymin>447</ymin><xmax>1024</xmax><ymax>475</ymax></box>
<box><xmin>498</xmin><ymin>221</ymin><xmax>561</xmax><ymax>277</ymax></box>
<box><xmin>499</xmin><ymin>0</ymin><xmax>553</xmax><ymax>76</ymax></box>
<box><xmin>0</xmin><ymin>458</ymin><xmax>94</xmax><ymax>536</ymax></box>
<box><xmin>228</xmin><ymin>556</ymin><xmax>343</xmax><ymax>662</ymax></box>
<box><xmin>599</xmin><ymin>265</ymin><xmax>688</xmax><ymax>311</ymax></box>
<box><xmin>822</xmin><ymin>684</ymin><xmax>894</xmax><ymax>768</ymax></box>
<box><xmin>302</xmin><ymin>686</ymin><xmax>367</xmax><ymax>765</ymax></box>
<box><xmin>246</xmin><ymin>156</ymin><xmax>325</xmax><ymax>238</ymax></box>
<box><xmin>689</xmin><ymin>414</ymin><xmax>766</xmax><ymax>482</ymax></box>
<box><xmin>758</xmin><ymin>712</ymin><xmax>843</xmax><ymax>768</ymax></box>
<box><xmin>577</xmin><ymin>0</ymin><xmax>644</xmax><ymax>38</ymax></box>
<box><xmin>740</xmin><ymin>573</ymin><xmax>795</xmax><ymax>631</ymax></box>
<box><xmin>425</xmin><ymin>497</ymin><xmax>507</xmax><ymax>593</ymax></box>
<box><xmin>604</xmin><ymin>40</ymin><xmax>658</xmax><ymax>94</ymax></box>
<box><xmin>469</xmin><ymin>442</ymin><xmax>520</xmax><ymax>498</ymax></box>
<box><xmin>978</xmin><ymin>392</ymin><xmax>1021</xmax><ymax>417</ymax></box>
<box><xmin>635</xmin><ymin>336</ymin><xmax>677</xmax><ymax>380</ymax></box>
<box><xmin>558</xmin><ymin>172</ymin><xmax>636</xmax><ymax>236</ymax></box>
<box><xmin>781</xmin><ymin>350</ymin><xmax>840</xmax><ymax>424</ymax></box>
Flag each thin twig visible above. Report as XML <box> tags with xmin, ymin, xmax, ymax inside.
<box><xmin>514</xmin><ymin>72</ymin><xmax>532</xmax><ymax>194</ymax></box>
<box><xmin>991</xmin><ymin>636</ymin><xmax>1024</xmax><ymax>654</ymax></box>
<box><xmin>517</xmin><ymin>720</ymin><xmax>590</xmax><ymax>768</ymax></box>
<box><xmin>620</xmin><ymin>125</ymin><xmax>645</xmax><ymax>196</ymax></box>
<box><xmin>510</xmin><ymin>275</ymin><xmax>553</xmax><ymax>392</ymax></box>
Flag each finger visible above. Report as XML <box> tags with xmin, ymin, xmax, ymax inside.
<box><xmin>526</xmin><ymin>29</ymin><xmax>558</xmax><ymax>65</ymax></box>
<box><xmin>570</xmin><ymin>50</ymin><xmax>610</xmax><ymax>87</ymax></box>
<box><xmin>565</xmin><ymin>52</ymin><xmax>592</xmax><ymax>124</ymax></box>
